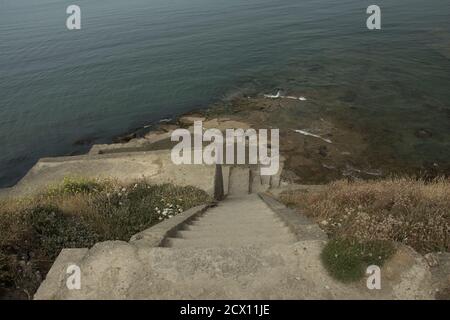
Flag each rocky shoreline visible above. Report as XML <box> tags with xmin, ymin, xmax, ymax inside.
<box><xmin>107</xmin><ymin>91</ymin><xmax>449</xmax><ymax>185</ymax></box>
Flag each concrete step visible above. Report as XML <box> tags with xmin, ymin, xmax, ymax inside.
<box><xmin>189</xmin><ymin>220</ymin><xmax>284</xmax><ymax>228</ymax></box>
<box><xmin>201</xmin><ymin>209</ymin><xmax>278</xmax><ymax>218</ymax></box>
<box><xmin>188</xmin><ymin>222</ymin><xmax>285</xmax><ymax>231</ymax></box>
<box><xmin>198</xmin><ymin>209</ymin><xmax>280</xmax><ymax>217</ymax></box>
<box><xmin>228</xmin><ymin>166</ymin><xmax>250</xmax><ymax>196</ymax></box>
<box><xmin>191</xmin><ymin>219</ymin><xmax>284</xmax><ymax>227</ymax></box>
<box><xmin>191</xmin><ymin>213</ymin><xmax>282</xmax><ymax>223</ymax></box>
<box><xmin>258</xmin><ymin>193</ymin><xmax>328</xmax><ymax>242</ymax></box>
<box><xmin>169</xmin><ymin>193</ymin><xmax>295</xmax><ymax>248</ymax></box>
<box><xmin>187</xmin><ymin>219</ymin><xmax>287</xmax><ymax>230</ymax></box>
<box><xmin>165</xmin><ymin>235</ymin><xmax>294</xmax><ymax>248</ymax></box>
<box><xmin>250</xmin><ymin>167</ymin><xmax>271</xmax><ymax>193</ymax></box>
<box><xmin>182</xmin><ymin>221</ymin><xmax>288</xmax><ymax>233</ymax></box>
<box><xmin>175</xmin><ymin>229</ymin><xmax>292</xmax><ymax>240</ymax></box>
<box><xmin>205</xmin><ymin>195</ymin><xmax>274</xmax><ymax>212</ymax></box>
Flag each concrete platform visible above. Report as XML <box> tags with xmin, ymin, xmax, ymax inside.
<box><xmin>1</xmin><ymin>150</ymin><xmax>217</xmax><ymax>198</ymax></box>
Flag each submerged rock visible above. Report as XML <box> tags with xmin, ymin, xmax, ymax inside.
<box><xmin>318</xmin><ymin>145</ymin><xmax>328</xmax><ymax>157</ymax></box>
<box><xmin>339</xmin><ymin>90</ymin><xmax>357</xmax><ymax>103</ymax></box>
<box><xmin>179</xmin><ymin>116</ymin><xmax>206</xmax><ymax>126</ymax></box>
<box><xmin>73</xmin><ymin>136</ymin><xmax>97</xmax><ymax>146</ymax></box>
<box><xmin>415</xmin><ymin>128</ymin><xmax>433</xmax><ymax>139</ymax></box>
<box><xmin>113</xmin><ymin>132</ymin><xmax>137</xmax><ymax>143</ymax></box>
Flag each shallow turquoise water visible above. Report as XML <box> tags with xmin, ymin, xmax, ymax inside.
<box><xmin>0</xmin><ymin>0</ymin><xmax>449</xmax><ymax>186</ymax></box>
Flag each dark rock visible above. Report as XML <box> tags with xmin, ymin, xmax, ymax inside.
<box><xmin>113</xmin><ymin>132</ymin><xmax>137</xmax><ymax>143</ymax></box>
<box><xmin>318</xmin><ymin>145</ymin><xmax>328</xmax><ymax>157</ymax></box>
<box><xmin>415</xmin><ymin>128</ymin><xmax>433</xmax><ymax>139</ymax></box>
<box><xmin>340</xmin><ymin>90</ymin><xmax>357</xmax><ymax>103</ymax></box>
<box><xmin>73</xmin><ymin>136</ymin><xmax>97</xmax><ymax>146</ymax></box>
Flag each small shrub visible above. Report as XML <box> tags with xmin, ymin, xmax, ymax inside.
<box><xmin>86</xmin><ymin>182</ymin><xmax>211</xmax><ymax>240</ymax></box>
<box><xmin>47</xmin><ymin>177</ymin><xmax>106</xmax><ymax>196</ymax></box>
<box><xmin>0</xmin><ymin>252</ymin><xmax>13</xmax><ymax>286</ymax></box>
<box><xmin>24</xmin><ymin>205</ymin><xmax>99</xmax><ymax>258</ymax></box>
<box><xmin>321</xmin><ymin>239</ymin><xmax>396</xmax><ymax>282</ymax></box>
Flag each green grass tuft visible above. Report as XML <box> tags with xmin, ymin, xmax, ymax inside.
<box><xmin>321</xmin><ymin>238</ymin><xmax>396</xmax><ymax>283</ymax></box>
<box><xmin>46</xmin><ymin>177</ymin><xmax>106</xmax><ymax>196</ymax></box>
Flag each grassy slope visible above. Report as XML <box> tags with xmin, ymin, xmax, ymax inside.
<box><xmin>280</xmin><ymin>177</ymin><xmax>449</xmax><ymax>282</ymax></box>
<box><xmin>0</xmin><ymin>177</ymin><xmax>211</xmax><ymax>299</ymax></box>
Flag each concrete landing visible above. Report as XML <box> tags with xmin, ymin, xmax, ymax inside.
<box><xmin>1</xmin><ymin>150</ymin><xmax>216</xmax><ymax>198</ymax></box>
<box><xmin>34</xmin><ymin>239</ymin><xmax>434</xmax><ymax>300</ymax></box>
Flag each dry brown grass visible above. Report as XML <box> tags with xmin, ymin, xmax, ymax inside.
<box><xmin>279</xmin><ymin>177</ymin><xmax>450</xmax><ymax>254</ymax></box>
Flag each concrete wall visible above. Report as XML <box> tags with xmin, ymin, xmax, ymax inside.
<box><xmin>2</xmin><ymin>150</ymin><xmax>216</xmax><ymax>197</ymax></box>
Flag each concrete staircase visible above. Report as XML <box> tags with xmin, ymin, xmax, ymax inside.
<box><xmin>35</xmin><ymin>166</ymin><xmax>350</xmax><ymax>299</ymax></box>
<box><xmin>165</xmin><ymin>194</ymin><xmax>296</xmax><ymax>248</ymax></box>
<box><xmin>34</xmin><ymin>164</ymin><xmax>434</xmax><ymax>300</ymax></box>
<box><xmin>35</xmin><ymin>164</ymin><xmax>341</xmax><ymax>299</ymax></box>
<box><xmin>163</xmin><ymin>164</ymin><xmax>294</xmax><ymax>249</ymax></box>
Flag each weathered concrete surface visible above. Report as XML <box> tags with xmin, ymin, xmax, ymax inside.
<box><xmin>250</xmin><ymin>166</ymin><xmax>271</xmax><ymax>194</ymax></box>
<box><xmin>222</xmin><ymin>166</ymin><xmax>230</xmax><ymax>196</ymax></box>
<box><xmin>31</xmin><ymin>160</ymin><xmax>436</xmax><ymax>300</ymax></box>
<box><xmin>34</xmin><ymin>248</ymin><xmax>88</xmax><ymax>300</ymax></box>
<box><xmin>259</xmin><ymin>193</ymin><xmax>328</xmax><ymax>241</ymax></box>
<box><xmin>426</xmin><ymin>252</ymin><xmax>450</xmax><ymax>299</ymax></box>
<box><xmin>381</xmin><ymin>245</ymin><xmax>436</xmax><ymax>300</ymax></box>
<box><xmin>1</xmin><ymin>150</ymin><xmax>216</xmax><ymax>198</ymax></box>
<box><xmin>164</xmin><ymin>194</ymin><xmax>297</xmax><ymax>248</ymax></box>
<box><xmin>34</xmin><ymin>239</ymin><xmax>434</xmax><ymax>300</ymax></box>
<box><xmin>228</xmin><ymin>167</ymin><xmax>250</xmax><ymax>196</ymax></box>
<box><xmin>130</xmin><ymin>204</ymin><xmax>210</xmax><ymax>247</ymax></box>
<box><xmin>35</xmin><ymin>192</ymin><xmax>436</xmax><ymax>300</ymax></box>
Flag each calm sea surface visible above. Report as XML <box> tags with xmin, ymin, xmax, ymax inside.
<box><xmin>1</xmin><ymin>0</ymin><xmax>449</xmax><ymax>187</ymax></box>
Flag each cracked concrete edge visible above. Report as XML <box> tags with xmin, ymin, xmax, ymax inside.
<box><xmin>129</xmin><ymin>203</ymin><xmax>211</xmax><ymax>247</ymax></box>
<box><xmin>34</xmin><ymin>248</ymin><xmax>89</xmax><ymax>300</ymax></box>
<box><xmin>37</xmin><ymin>149</ymin><xmax>172</xmax><ymax>163</ymax></box>
<box><xmin>258</xmin><ymin>193</ymin><xmax>328</xmax><ymax>242</ymax></box>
